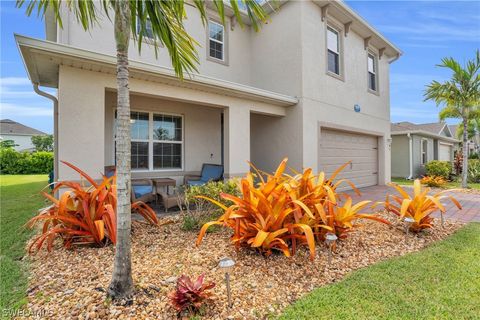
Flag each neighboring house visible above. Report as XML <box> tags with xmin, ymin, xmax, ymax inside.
<box><xmin>448</xmin><ymin>124</ymin><xmax>480</xmax><ymax>157</ymax></box>
<box><xmin>16</xmin><ymin>1</ymin><xmax>401</xmax><ymax>188</ymax></box>
<box><xmin>391</xmin><ymin>122</ymin><xmax>460</xmax><ymax>179</ymax></box>
<box><xmin>0</xmin><ymin>119</ymin><xmax>46</xmax><ymax>151</ymax></box>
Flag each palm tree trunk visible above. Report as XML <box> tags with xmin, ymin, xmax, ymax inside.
<box><xmin>108</xmin><ymin>0</ymin><xmax>133</xmax><ymax>299</ymax></box>
<box><xmin>461</xmin><ymin>116</ymin><xmax>469</xmax><ymax>188</ymax></box>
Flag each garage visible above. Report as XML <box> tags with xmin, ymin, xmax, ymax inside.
<box><xmin>318</xmin><ymin>129</ymin><xmax>378</xmax><ymax>189</ymax></box>
<box><xmin>439</xmin><ymin>143</ymin><xmax>452</xmax><ymax>161</ymax></box>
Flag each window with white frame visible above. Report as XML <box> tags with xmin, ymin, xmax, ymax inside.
<box><xmin>421</xmin><ymin>139</ymin><xmax>428</xmax><ymax>165</ymax></box>
<box><xmin>119</xmin><ymin>111</ymin><xmax>183</xmax><ymax>171</ymax></box>
<box><xmin>327</xmin><ymin>26</ymin><xmax>341</xmax><ymax>75</ymax></box>
<box><xmin>368</xmin><ymin>53</ymin><xmax>377</xmax><ymax>91</ymax></box>
<box><xmin>208</xmin><ymin>20</ymin><xmax>224</xmax><ymax>61</ymax></box>
<box><xmin>137</xmin><ymin>18</ymin><xmax>154</xmax><ymax>39</ymax></box>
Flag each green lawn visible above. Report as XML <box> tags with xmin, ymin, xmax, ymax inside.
<box><xmin>0</xmin><ymin>175</ymin><xmax>48</xmax><ymax>313</ymax></box>
<box><xmin>391</xmin><ymin>177</ymin><xmax>480</xmax><ymax>190</ymax></box>
<box><xmin>280</xmin><ymin>223</ymin><xmax>480</xmax><ymax>320</ymax></box>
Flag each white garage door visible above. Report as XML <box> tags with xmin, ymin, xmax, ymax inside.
<box><xmin>319</xmin><ymin>129</ymin><xmax>378</xmax><ymax>189</ymax></box>
<box><xmin>439</xmin><ymin>143</ymin><xmax>452</xmax><ymax>161</ymax></box>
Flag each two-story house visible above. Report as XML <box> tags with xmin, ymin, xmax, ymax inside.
<box><xmin>16</xmin><ymin>0</ymin><xmax>401</xmax><ymax>188</ymax></box>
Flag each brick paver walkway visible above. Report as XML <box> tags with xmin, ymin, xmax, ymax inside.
<box><xmin>346</xmin><ymin>185</ymin><xmax>480</xmax><ymax>223</ymax></box>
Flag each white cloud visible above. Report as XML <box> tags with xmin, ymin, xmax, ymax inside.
<box><xmin>0</xmin><ymin>102</ymin><xmax>53</xmax><ymax>117</ymax></box>
<box><xmin>0</xmin><ymin>77</ymin><xmax>31</xmax><ymax>86</ymax></box>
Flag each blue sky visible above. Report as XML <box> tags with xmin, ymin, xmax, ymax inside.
<box><xmin>1</xmin><ymin>1</ymin><xmax>479</xmax><ymax>134</ymax></box>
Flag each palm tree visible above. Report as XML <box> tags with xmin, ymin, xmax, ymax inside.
<box><xmin>424</xmin><ymin>51</ymin><xmax>480</xmax><ymax>188</ymax></box>
<box><xmin>17</xmin><ymin>0</ymin><xmax>269</xmax><ymax>299</ymax></box>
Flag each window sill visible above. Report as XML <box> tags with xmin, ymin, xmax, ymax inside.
<box><xmin>132</xmin><ymin>168</ymin><xmax>184</xmax><ymax>173</ymax></box>
<box><xmin>207</xmin><ymin>56</ymin><xmax>229</xmax><ymax>66</ymax></box>
<box><xmin>326</xmin><ymin>70</ymin><xmax>345</xmax><ymax>82</ymax></box>
<box><xmin>368</xmin><ymin>88</ymin><xmax>380</xmax><ymax>96</ymax></box>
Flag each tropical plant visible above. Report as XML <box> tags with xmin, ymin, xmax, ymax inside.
<box><xmin>169</xmin><ymin>274</ymin><xmax>215</xmax><ymax>315</ymax></box>
<box><xmin>385</xmin><ymin>180</ymin><xmax>462</xmax><ymax>232</ymax></box>
<box><xmin>17</xmin><ymin>0</ymin><xmax>270</xmax><ymax>298</ymax></box>
<box><xmin>26</xmin><ymin>161</ymin><xmax>159</xmax><ymax>253</ymax></box>
<box><xmin>420</xmin><ymin>175</ymin><xmax>447</xmax><ymax>188</ymax></box>
<box><xmin>467</xmin><ymin>159</ymin><xmax>480</xmax><ymax>183</ymax></box>
<box><xmin>454</xmin><ymin>151</ymin><xmax>463</xmax><ymax>175</ymax></box>
<box><xmin>196</xmin><ymin>158</ymin><xmax>388</xmax><ymax>260</ymax></box>
<box><xmin>0</xmin><ymin>140</ymin><xmax>17</xmax><ymax>149</ymax></box>
<box><xmin>424</xmin><ymin>50</ymin><xmax>480</xmax><ymax>188</ymax></box>
<box><xmin>425</xmin><ymin>160</ymin><xmax>451</xmax><ymax>180</ymax></box>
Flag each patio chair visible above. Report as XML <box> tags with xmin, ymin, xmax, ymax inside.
<box><xmin>184</xmin><ymin>163</ymin><xmax>224</xmax><ymax>186</ymax></box>
<box><xmin>131</xmin><ymin>179</ymin><xmax>154</xmax><ymax>203</ymax></box>
<box><xmin>104</xmin><ymin>165</ymin><xmax>116</xmax><ymax>178</ymax></box>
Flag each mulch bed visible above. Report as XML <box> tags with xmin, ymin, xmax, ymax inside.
<box><xmin>20</xmin><ymin>215</ymin><xmax>462</xmax><ymax>320</ymax></box>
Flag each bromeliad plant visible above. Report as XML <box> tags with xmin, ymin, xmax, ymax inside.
<box><xmin>196</xmin><ymin>158</ymin><xmax>388</xmax><ymax>260</ymax></box>
<box><xmin>385</xmin><ymin>179</ymin><xmax>462</xmax><ymax>232</ymax></box>
<box><xmin>169</xmin><ymin>274</ymin><xmax>215</xmax><ymax>315</ymax></box>
<box><xmin>27</xmin><ymin>161</ymin><xmax>159</xmax><ymax>253</ymax></box>
<box><xmin>420</xmin><ymin>175</ymin><xmax>447</xmax><ymax>188</ymax></box>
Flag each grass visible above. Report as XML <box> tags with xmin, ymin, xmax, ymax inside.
<box><xmin>280</xmin><ymin>223</ymin><xmax>480</xmax><ymax>319</ymax></box>
<box><xmin>391</xmin><ymin>177</ymin><xmax>480</xmax><ymax>190</ymax></box>
<box><xmin>0</xmin><ymin>175</ymin><xmax>48</xmax><ymax>313</ymax></box>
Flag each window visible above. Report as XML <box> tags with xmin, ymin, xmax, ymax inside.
<box><xmin>136</xmin><ymin>18</ymin><xmax>154</xmax><ymax>39</ymax></box>
<box><xmin>117</xmin><ymin>111</ymin><xmax>183</xmax><ymax>171</ymax></box>
<box><xmin>368</xmin><ymin>53</ymin><xmax>377</xmax><ymax>91</ymax></box>
<box><xmin>421</xmin><ymin>139</ymin><xmax>428</xmax><ymax>165</ymax></box>
<box><xmin>327</xmin><ymin>26</ymin><xmax>341</xmax><ymax>75</ymax></box>
<box><xmin>208</xmin><ymin>20</ymin><xmax>225</xmax><ymax>61</ymax></box>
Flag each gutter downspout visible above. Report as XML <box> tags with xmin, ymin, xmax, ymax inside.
<box><xmin>407</xmin><ymin>133</ymin><xmax>413</xmax><ymax>180</ymax></box>
<box><xmin>33</xmin><ymin>84</ymin><xmax>58</xmax><ymax>183</ymax></box>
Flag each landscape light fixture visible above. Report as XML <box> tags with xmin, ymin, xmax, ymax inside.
<box><xmin>325</xmin><ymin>232</ymin><xmax>338</xmax><ymax>265</ymax></box>
<box><xmin>404</xmin><ymin>217</ymin><xmax>415</xmax><ymax>238</ymax></box>
<box><xmin>218</xmin><ymin>257</ymin><xmax>235</xmax><ymax>308</ymax></box>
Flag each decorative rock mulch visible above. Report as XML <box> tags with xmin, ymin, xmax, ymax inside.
<box><xmin>20</xmin><ymin>216</ymin><xmax>462</xmax><ymax>320</ymax></box>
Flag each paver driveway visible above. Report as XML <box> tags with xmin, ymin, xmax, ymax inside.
<box><xmin>346</xmin><ymin>185</ymin><xmax>480</xmax><ymax>223</ymax></box>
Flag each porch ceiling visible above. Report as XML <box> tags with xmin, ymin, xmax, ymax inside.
<box><xmin>16</xmin><ymin>34</ymin><xmax>298</xmax><ymax>107</ymax></box>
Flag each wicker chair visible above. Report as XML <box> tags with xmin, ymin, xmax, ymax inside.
<box><xmin>131</xmin><ymin>179</ymin><xmax>154</xmax><ymax>203</ymax></box>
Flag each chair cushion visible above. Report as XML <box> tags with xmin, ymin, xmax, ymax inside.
<box><xmin>200</xmin><ymin>164</ymin><xmax>223</xmax><ymax>182</ymax></box>
<box><xmin>133</xmin><ymin>185</ymin><xmax>153</xmax><ymax>199</ymax></box>
<box><xmin>187</xmin><ymin>180</ymin><xmax>206</xmax><ymax>186</ymax></box>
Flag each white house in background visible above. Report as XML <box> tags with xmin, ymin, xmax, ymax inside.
<box><xmin>391</xmin><ymin>122</ymin><xmax>460</xmax><ymax>179</ymax></box>
<box><xmin>16</xmin><ymin>0</ymin><xmax>401</xmax><ymax>188</ymax></box>
<box><xmin>0</xmin><ymin>119</ymin><xmax>47</xmax><ymax>151</ymax></box>
<box><xmin>448</xmin><ymin>124</ymin><xmax>480</xmax><ymax>157</ymax></box>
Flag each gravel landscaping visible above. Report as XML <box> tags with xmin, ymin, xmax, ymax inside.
<box><xmin>19</xmin><ymin>214</ymin><xmax>462</xmax><ymax>320</ymax></box>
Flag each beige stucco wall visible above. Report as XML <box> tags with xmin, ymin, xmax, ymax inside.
<box><xmin>57</xmin><ymin>65</ymin><xmax>286</xmax><ymax>181</ymax></box>
<box><xmin>104</xmin><ymin>92</ymin><xmax>223</xmax><ymax>180</ymax></box>
<box><xmin>57</xmin><ymin>4</ymin><xmax>253</xmax><ymax>86</ymax></box>
<box><xmin>391</xmin><ymin>135</ymin><xmax>410</xmax><ymax>178</ymax></box>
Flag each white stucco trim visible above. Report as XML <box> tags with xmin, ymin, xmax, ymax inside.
<box><xmin>15</xmin><ymin>34</ymin><xmax>298</xmax><ymax>107</ymax></box>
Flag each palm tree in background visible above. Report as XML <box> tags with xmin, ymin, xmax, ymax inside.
<box><xmin>424</xmin><ymin>51</ymin><xmax>480</xmax><ymax>188</ymax></box>
<box><xmin>17</xmin><ymin>0</ymin><xmax>269</xmax><ymax>299</ymax></box>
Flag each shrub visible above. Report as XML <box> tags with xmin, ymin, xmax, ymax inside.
<box><xmin>425</xmin><ymin>160</ymin><xmax>451</xmax><ymax>179</ymax></box>
<box><xmin>467</xmin><ymin>159</ymin><xmax>480</xmax><ymax>183</ymax></box>
<box><xmin>27</xmin><ymin>161</ymin><xmax>159</xmax><ymax>253</ymax></box>
<box><xmin>420</xmin><ymin>175</ymin><xmax>447</xmax><ymax>188</ymax></box>
<box><xmin>196</xmin><ymin>158</ymin><xmax>388</xmax><ymax>260</ymax></box>
<box><xmin>0</xmin><ymin>148</ymin><xmax>53</xmax><ymax>174</ymax></box>
<box><xmin>468</xmin><ymin>152</ymin><xmax>479</xmax><ymax>159</ymax></box>
<box><xmin>169</xmin><ymin>274</ymin><xmax>215</xmax><ymax>315</ymax></box>
<box><xmin>454</xmin><ymin>152</ymin><xmax>463</xmax><ymax>175</ymax></box>
<box><xmin>385</xmin><ymin>179</ymin><xmax>461</xmax><ymax>232</ymax></box>
<box><xmin>181</xmin><ymin>180</ymin><xmax>240</xmax><ymax>232</ymax></box>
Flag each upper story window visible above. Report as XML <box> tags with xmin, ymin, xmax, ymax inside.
<box><xmin>208</xmin><ymin>20</ymin><xmax>225</xmax><ymax>62</ymax></box>
<box><xmin>137</xmin><ymin>18</ymin><xmax>154</xmax><ymax>39</ymax></box>
<box><xmin>367</xmin><ymin>53</ymin><xmax>378</xmax><ymax>92</ymax></box>
<box><xmin>327</xmin><ymin>26</ymin><xmax>341</xmax><ymax>75</ymax></box>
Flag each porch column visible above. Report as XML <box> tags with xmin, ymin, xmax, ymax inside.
<box><xmin>223</xmin><ymin>105</ymin><xmax>250</xmax><ymax>178</ymax></box>
<box><xmin>58</xmin><ymin>66</ymin><xmax>105</xmax><ymax>181</ymax></box>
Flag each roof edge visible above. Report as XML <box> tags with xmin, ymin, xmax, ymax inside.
<box><xmin>391</xmin><ymin>130</ymin><xmax>460</xmax><ymax>143</ymax></box>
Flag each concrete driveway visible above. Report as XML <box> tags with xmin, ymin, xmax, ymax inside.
<box><xmin>345</xmin><ymin>185</ymin><xmax>480</xmax><ymax>223</ymax></box>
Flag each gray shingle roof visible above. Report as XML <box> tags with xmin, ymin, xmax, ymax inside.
<box><xmin>391</xmin><ymin>121</ymin><xmax>447</xmax><ymax>135</ymax></box>
<box><xmin>0</xmin><ymin>119</ymin><xmax>46</xmax><ymax>135</ymax></box>
<box><xmin>448</xmin><ymin>125</ymin><xmax>458</xmax><ymax>138</ymax></box>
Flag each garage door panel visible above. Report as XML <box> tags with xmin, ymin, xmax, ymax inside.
<box><xmin>319</xmin><ymin>129</ymin><xmax>379</xmax><ymax>189</ymax></box>
<box><xmin>439</xmin><ymin>144</ymin><xmax>452</xmax><ymax>161</ymax></box>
